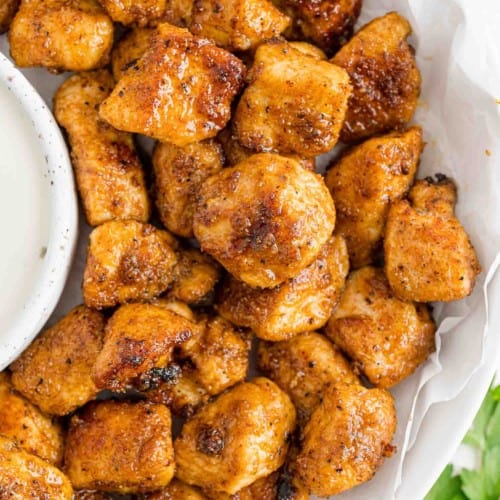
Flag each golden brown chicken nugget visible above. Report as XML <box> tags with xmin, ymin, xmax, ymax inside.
<box><xmin>163</xmin><ymin>0</ymin><xmax>193</xmax><ymax>26</ymax></box>
<box><xmin>0</xmin><ymin>0</ymin><xmax>19</xmax><ymax>33</ymax></box>
<box><xmin>99</xmin><ymin>0</ymin><xmax>166</xmax><ymax>26</ymax></box>
<box><xmin>216</xmin><ymin>235</ymin><xmax>348</xmax><ymax>340</ymax></box>
<box><xmin>144</xmin><ymin>479</ymin><xmax>206</xmax><ymax>499</ymax></box>
<box><xmin>9</xmin><ymin>0</ymin><xmax>113</xmax><ymax>71</ymax></box>
<box><xmin>193</xmin><ymin>153</ymin><xmax>336</xmax><ymax>288</ymax></box>
<box><xmin>292</xmin><ymin>384</ymin><xmax>396</xmax><ymax>496</ymax></box>
<box><xmin>191</xmin><ymin>0</ymin><xmax>290</xmax><ymax>51</ymax></box>
<box><xmin>326</xmin><ymin>127</ymin><xmax>422</xmax><ymax>268</ymax></box>
<box><xmin>65</xmin><ymin>400</ymin><xmax>175</xmax><ymax>493</ymax></box>
<box><xmin>326</xmin><ymin>266</ymin><xmax>436</xmax><ymax>387</ymax></box>
<box><xmin>384</xmin><ymin>176</ymin><xmax>481</xmax><ymax>302</ymax></box>
<box><xmin>99</xmin><ymin>23</ymin><xmax>246</xmax><ymax>146</ymax></box>
<box><xmin>0</xmin><ymin>371</ymin><xmax>64</xmax><ymax>465</ymax></box>
<box><xmin>331</xmin><ymin>11</ymin><xmax>421</xmax><ymax>142</ymax></box>
<box><xmin>10</xmin><ymin>305</ymin><xmax>104</xmax><ymax>416</ymax></box>
<box><xmin>257</xmin><ymin>332</ymin><xmax>359</xmax><ymax>423</ymax></box>
<box><xmin>83</xmin><ymin>220</ymin><xmax>178</xmax><ymax>309</ymax></box>
<box><xmin>153</xmin><ymin>139</ymin><xmax>224</xmax><ymax>237</ymax></box>
<box><xmin>111</xmin><ymin>28</ymin><xmax>155</xmax><ymax>80</ymax></box>
<box><xmin>92</xmin><ymin>302</ymin><xmax>195</xmax><ymax>392</ymax></box>
<box><xmin>175</xmin><ymin>378</ymin><xmax>296</xmax><ymax>494</ymax></box>
<box><xmin>54</xmin><ymin>70</ymin><xmax>150</xmax><ymax>226</ymax></box>
<box><xmin>234</xmin><ymin>40</ymin><xmax>351</xmax><ymax>156</ymax></box>
<box><xmin>74</xmin><ymin>491</ymin><xmax>113</xmax><ymax>500</ymax></box>
<box><xmin>0</xmin><ymin>436</ymin><xmax>73</xmax><ymax>499</ymax></box>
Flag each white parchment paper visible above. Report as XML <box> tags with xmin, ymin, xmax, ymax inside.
<box><xmin>1</xmin><ymin>0</ymin><xmax>500</xmax><ymax>497</ymax></box>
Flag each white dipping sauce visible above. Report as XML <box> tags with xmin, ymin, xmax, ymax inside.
<box><xmin>0</xmin><ymin>79</ymin><xmax>49</xmax><ymax>335</ymax></box>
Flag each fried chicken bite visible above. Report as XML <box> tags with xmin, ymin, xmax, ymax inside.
<box><xmin>292</xmin><ymin>383</ymin><xmax>396</xmax><ymax>496</ymax></box>
<box><xmin>233</xmin><ymin>40</ymin><xmax>351</xmax><ymax>156</ymax></box>
<box><xmin>175</xmin><ymin>378</ymin><xmax>296</xmax><ymax>494</ymax></box>
<box><xmin>83</xmin><ymin>220</ymin><xmax>178</xmax><ymax>309</ymax></box>
<box><xmin>0</xmin><ymin>372</ymin><xmax>64</xmax><ymax>466</ymax></box>
<box><xmin>326</xmin><ymin>266</ymin><xmax>436</xmax><ymax>387</ymax></box>
<box><xmin>288</xmin><ymin>41</ymin><xmax>327</xmax><ymax>60</ymax></box>
<box><xmin>274</xmin><ymin>0</ymin><xmax>362</xmax><ymax>54</ymax></box>
<box><xmin>10</xmin><ymin>306</ymin><xmax>104</xmax><ymax>416</ymax></box>
<box><xmin>54</xmin><ymin>70</ymin><xmax>150</xmax><ymax>226</ymax></box>
<box><xmin>153</xmin><ymin>139</ymin><xmax>224</xmax><ymax>238</ymax></box>
<box><xmin>98</xmin><ymin>0</ymin><xmax>166</xmax><ymax>26</ymax></box>
<box><xmin>191</xmin><ymin>0</ymin><xmax>290</xmax><ymax>52</ymax></box>
<box><xmin>384</xmin><ymin>177</ymin><xmax>481</xmax><ymax>302</ymax></box>
<box><xmin>203</xmin><ymin>471</ymin><xmax>284</xmax><ymax>499</ymax></box>
<box><xmin>193</xmin><ymin>153</ymin><xmax>336</xmax><ymax>288</ymax></box>
<box><xmin>257</xmin><ymin>332</ymin><xmax>359</xmax><ymax>423</ymax></box>
<box><xmin>0</xmin><ymin>0</ymin><xmax>19</xmax><ymax>33</ymax></box>
<box><xmin>99</xmin><ymin>23</ymin><xmax>246</xmax><ymax>146</ymax></box>
<box><xmin>326</xmin><ymin>127</ymin><xmax>422</xmax><ymax>268</ymax></box>
<box><xmin>74</xmin><ymin>491</ymin><xmax>113</xmax><ymax>500</ymax></box>
<box><xmin>331</xmin><ymin>11</ymin><xmax>421</xmax><ymax>142</ymax></box>
<box><xmin>143</xmin><ymin>479</ymin><xmax>206</xmax><ymax>499</ymax></box>
<box><xmin>216</xmin><ymin>235</ymin><xmax>349</xmax><ymax>341</ymax></box>
<box><xmin>0</xmin><ymin>436</ymin><xmax>73</xmax><ymax>499</ymax></box>
<box><xmin>9</xmin><ymin>0</ymin><xmax>113</xmax><ymax>71</ymax></box>
<box><xmin>92</xmin><ymin>301</ymin><xmax>195</xmax><ymax>392</ymax></box>
<box><xmin>112</xmin><ymin>28</ymin><xmax>154</xmax><ymax>81</ymax></box>
<box><xmin>163</xmin><ymin>0</ymin><xmax>193</xmax><ymax>26</ymax></box>
<box><xmin>65</xmin><ymin>400</ymin><xmax>175</xmax><ymax>493</ymax></box>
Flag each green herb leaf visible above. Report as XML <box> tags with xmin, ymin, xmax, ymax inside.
<box><xmin>460</xmin><ymin>468</ymin><xmax>488</xmax><ymax>500</ymax></box>
<box><xmin>486</xmin><ymin>404</ymin><xmax>500</xmax><ymax>450</ymax></box>
<box><xmin>483</xmin><ymin>446</ymin><xmax>500</xmax><ymax>497</ymax></box>
<box><xmin>425</xmin><ymin>465</ymin><xmax>465</xmax><ymax>500</ymax></box>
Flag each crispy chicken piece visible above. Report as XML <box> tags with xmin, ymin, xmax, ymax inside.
<box><xmin>168</xmin><ymin>248</ymin><xmax>221</xmax><ymax>304</ymax></box>
<box><xmin>0</xmin><ymin>0</ymin><xmax>19</xmax><ymax>33</ymax></box>
<box><xmin>146</xmin><ymin>314</ymin><xmax>250</xmax><ymax>416</ymax></box>
<box><xmin>175</xmin><ymin>378</ymin><xmax>296</xmax><ymax>494</ymax></box>
<box><xmin>274</xmin><ymin>0</ymin><xmax>361</xmax><ymax>54</ymax></box>
<box><xmin>0</xmin><ymin>372</ymin><xmax>64</xmax><ymax>466</ymax></box>
<box><xmin>144</xmin><ymin>479</ymin><xmax>206</xmax><ymax>499</ymax></box>
<box><xmin>92</xmin><ymin>301</ymin><xmax>195</xmax><ymax>392</ymax></box>
<box><xmin>326</xmin><ymin>127</ymin><xmax>422</xmax><ymax>268</ymax></box>
<box><xmin>193</xmin><ymin>153</ymin><xmax>336</xmax><ymax>288</ymax></box>
<box><xmin>326</xmin><ymin>266</ymin><xmax>436</xmax><ymax>387</ymax></box>
<box><xmin>10</xmin><ymin>306</ymin><xmax>104</xmax><ymax>416</ymax></box>
<box><xmin>203</xmin><ymin>471</ymin><xmax>283</xmax><ymax>499</ymax></box>
<box><xmin>74</xmin><ymin>491</ymin><xmax>113</xmax><ymax>500</ymax></box>
<box><xmin>99</xmin><ymin>23</ymin><xmax>246</xmax><ymax>146</ymax></box>
<box><xmin>98</xmin><ymin>0</ymin><xmax>165</xmax><ymax>26</ymax></box>
<box><xmin>65</xmin><ymin>400</ymin><xmax>175</xmax><ymax>493</ymax></box>
<box><xmin>216</xmin><ymin>235</ymin><xmax>349</xmax><ymax>340</ymax></box>
<box><xmin>82</xmin><ymin>220</ymin><xmax>178</xmax><ymax>309</ymax></box>
<box><xmin>0</xmin><ymin>436</ymin><xmax>73</xmax><ymax>499</ymax></box>
<box><xmin>112</xmin><ymin>28</ymin><xmax>154</xmax><ymax>81</ymax></box>
<box><xmin>163</xmin><ymin>0</ymin><xmax>193</xmax><ymax>26</ymax></box>
<box><xmin>9</xmin><ymin>0</ymin><xmax>113</xmax><ymax>71</ymax></box>
<box><xmin>153</xmin><ymin>139</ymin><xmax>224</xmax><ymax>237</ymax></box>
<box><xmin>233</xmin><ymin>40</ymin><xmax>351</xmax><ymax>156</ymax></box>
<box><xmin>331</xmin><ymin>12</ymin><xmax>421</xmax><ymax>142</ymax></box>
<box><xmin>191</xmin><ymin>0</ymin><xmax>290</xmax><ymax>52</ymax></box>
<box><xmin>384</xmin><ymin>177</ymin><xmax>481</xmax><ymax>302</ymax></box>
<box><xmin>292</xmin><ymin>383</ymin><xmax>396</xmax><ymax>496</ymax></box>
<box><xmin>54</xmin><ymin>70</ymin><xmax>150</xmax><ymax>226</ymax></box>
<box><xmin>288</xmin><ymin>41</ymin><xmax>326</xmax><ymax>60</ymax></box>
<box><xmin>257</xmin><ymin>332</ymin><xmax>359</xmax><ymax>423</ymax></box>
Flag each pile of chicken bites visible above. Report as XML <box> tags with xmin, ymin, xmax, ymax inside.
<box><xmin>0</xmin><ymin>0</ymin><xmax>481</xmax><ymax>498</ymax></box>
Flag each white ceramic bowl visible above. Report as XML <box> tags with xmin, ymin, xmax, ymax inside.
<box><xmin>0</xmin><ymin>52</ymin><xmax>77</xmax><ymax>370</ymax></box>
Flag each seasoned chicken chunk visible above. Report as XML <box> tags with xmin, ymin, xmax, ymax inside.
<box><xmin>384</xmin><ymin>176</ymin><xmax>481</xmax><ymax>302</ymax></box>
<box><xmin>257</xmin><ymin>332</ymin><xmax>359</xmax><ymax>423</ymax></box>
<box><xmin>98</xmin><ymin>0</ymin><xmax>165</xmax><ymax>26</ymax></box>
<box><xmin>288</xmin><ymin>41</ymin><xmax>327</xmax><ymax>60</ymax></box>
<box><xmin>0</xmin><ymin>0</ymin><xmax>19</xmax><ymax>33</ymax></box>
<box><xmin>74</xmin><ymin>491</ymin><xmax>113</xmax><ymax>500</ymax></box>
<box><xmin>92</xmin><ymin>302</ymin><xmax>195</xmax><ymax>392</ymax></box>
<box><xmin>0</xmin><ymin>372</ymin><xmax>64</xmax><ymax>465</ymax></box>
<box><xmin>54</xmin><ymin>70</ymin><xmax>150</xmax><ymax>226</ymax></box>
<box><xmin>325</xmin><ymin>127</ymin><xmax>422</xmax><ymax>268</ymax></box>
<box><xmin>9</xmin><ymin>0</ymin><xmax>113</xmax><ymax>71</ymax></box>
<box><xmin>112</xmin><ymin>28</ymin><xmax>154</xmax><ymax>81</ymax></box>
<box><xmin>326</xmin><ymin>266</ymin><xmax>436</xmax><ymax>387</ymax></box>
<box><xmin>216</xmin><ymin>235</ymin><xmax>349</xmax><ymax>340</ymax></box>
<box><xmin>153</xmin><ymin>139</ymin><xmax>224</xmax><ymax>237</ymax></box>
<box><xmin>163</xmin><ymin>0</ymin><xmax>193</xmax><ymax>26</ymax></box>
<box><xmin>175</xmin><ymin>378</ymin><xmax>296</xmax><ymax>494</ymax></box>
<box><xmin>83</xmin><ymin>220</ymin><xmax>178</xmax><ymax>309</ymax></box>
<box><xmin>10</xmin><ymin>305</ymin><xmax>104</xmax><ymax>416</ymax></box>
<box><xmin>193</xmin><ymin>153</ymin><xmax>336</xmax><ymax>288</ymax></box>
<box><xmin>191</xmin><ymin>0</ymin><xmax>290</xmax><ymax>52</ymax></box>
<box><xmin>146</xmin><ymin>314</ymin><xmax>250</xmax><ymax>416</ymax></box>
<box><xmin>99</xmin><ymin>23</ymin><xmax>246</xmax><ymax>146</ymax></box>
<box><xmin>0</xmin><ymin>436</ymin><xmax>73</xmax><ymax>499</ymax></box>
<box><xmin>203</xmin><ymin>471</ymin><xmax>284</xmax><ymax>499</ymax></box>
<box><xmin>65</xmin><ymin>400</ymin><xmax>175</xmax><ymax>493</ymax></box>
<box><xmin>275</xmin><ymin>0</ymin><xmax>361</xmax><ymax>54</ymax></box>
<box><xmin>234</xmin><ymin>40</ymin><xmax>351</xmax><ymax>156</ymax></box>
<box><xmin>292</xmin><ymin>384</ymin><xmax>396</xmax><ymax>496</ymax></box>
<box><xmin>331</xmin><ymin>12</ymin><xmax>421</xmax><ymax>142</ymax></box>
<box><xmin>144</xmin><ymin>479</ymin><xmax>205</xmax><ymax>499</ymax></box>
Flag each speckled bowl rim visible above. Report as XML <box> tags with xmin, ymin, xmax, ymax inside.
<box><xmin>0</xmin><ymin>52</ymin><xmax>78</xmax><ymax>370</ymax></box>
